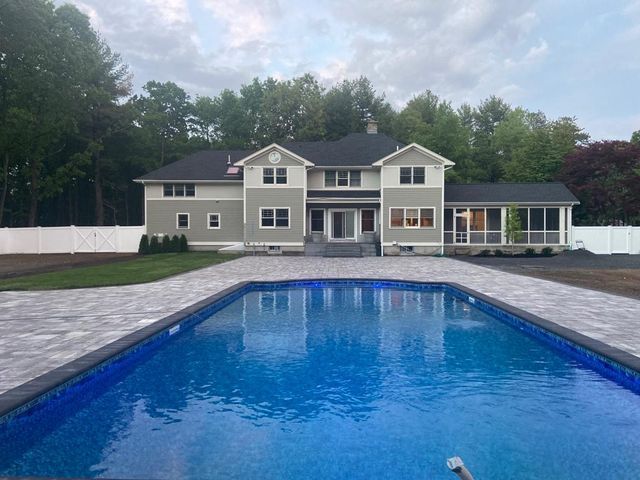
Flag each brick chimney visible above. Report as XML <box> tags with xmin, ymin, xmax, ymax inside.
<box><xmin>366</xmin><ymin>119</ymin><xmax>378</xmax><ymax>134</ymax></box>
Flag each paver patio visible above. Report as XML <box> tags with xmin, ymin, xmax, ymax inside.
<box><xmin>1</xmin><ymin>256</ymin><xmax>639</xmax><ymax>395</ymax></box>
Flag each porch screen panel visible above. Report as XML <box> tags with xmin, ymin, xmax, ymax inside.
<box><xmin>516</xmin><ymin>208</ymin><xmax>529</xmax><ymax>244</ymax></box>
<box><xmin>486</xmin><ymin>208</ymin><xmax>501</xmax><ymax>243</ymax></box>
<box><xmin>469</xmin><ymin>209</ymin><xmax>485</xmax><ymax>244</ymax></box>
<box><xmin>546</xmin><ymin>208</ymin><xmax>560</xmax><ymax>244</ymax></box>
<box><xmin>444</xmin><ymin>209</ymin><xmax>453</xmax><ymax>244</ymax></box>
<box><xmin>311</xmin><ymin>210</ymin><xmax>324</xmax><ymax>233</ymax></box>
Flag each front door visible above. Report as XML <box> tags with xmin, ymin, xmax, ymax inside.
<box><xmin>330</xmin><ymin>210</ymin><xmax>356</xmax><ymax>241</ymax></box>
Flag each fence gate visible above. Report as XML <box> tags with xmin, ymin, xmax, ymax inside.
<box><xmin>73</xmin><ymin>227</ymin><xmax>117</xmax><ymax>253</ymax></box>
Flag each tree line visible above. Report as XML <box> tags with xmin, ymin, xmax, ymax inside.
<box><xmin>1</xmin><ymin>0</ymin><xmax>638</xmax><ymax>228</ymax></box>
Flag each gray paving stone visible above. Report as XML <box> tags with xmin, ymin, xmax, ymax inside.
<box><xmin>0</xmin><ymin>256</ymin><xmax>639</xmax><ymax>395</ymax></box>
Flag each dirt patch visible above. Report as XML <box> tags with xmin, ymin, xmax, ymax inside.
<box><xmin>0</xmin><ymin>253</ymin><xmax>138</xmax><ymax>279</ymax></box>
<box><xmin>520</xmin><ymin>269</ymin><xmax>640</xmax><ymax>300</ymax></box>
<box><xmin>454</xmin><ymin>253</ymin><xmax>640</xmax><ymax>300</ymax></box>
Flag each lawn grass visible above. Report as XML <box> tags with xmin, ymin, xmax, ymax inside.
<box><xmin>0</xmin><ymin>252</ymin><xmax>241</xmax><ymax>291</ymax></box>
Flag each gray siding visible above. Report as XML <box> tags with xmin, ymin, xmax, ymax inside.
<box><xmin>245</xmin><ymin>188</ymin><xmax>305</xmax><ymax>243</ymax></box>
<box><xmin>382</xmin><ymin>187</ymin><xmax>443</xmax><ymax>243</ymax></box>
<box><xmin>384</xmin><ymin>148</ymin><xmax>442</xmax><ymax>166</ymax></box>
<box><xmin>146</xmin><ymin>199</ymin><xmax>244</xmax><ymax>243</ymax></box>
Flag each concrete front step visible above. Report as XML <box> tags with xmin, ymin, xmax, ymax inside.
<box><xmin>304</xmin><ymin>242</ymin><xmax>380</xmax><ymax>257</ymax></box>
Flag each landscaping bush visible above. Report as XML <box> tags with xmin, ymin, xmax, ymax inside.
<box><xmin>494</xmin><ymin>249</ymin><xmax>504</xmax><ymax>257</ymax></box>
<box><xmin>161</xmin><ymin>235</ymin><xmax>171</xmax><ymax>253</ymax></box>
<box><xmin>478</xmin><ymin>249</ymin><xmax>491</xmax><ymax>257</ymax></box>
<box><xmin>138</xmin><ymin>234</ymin><xmax>149</xmax><ymax>255</ymax></box>
<box><xmin>541</xmin><ymin>246</ymin><xmax>554</xmax><ymax>256</ymax></box>
<box><xmin>179</xmin><ymin>234</ymin><xmax>188</xmax><ymax>252</ymax></box>
<box><xmin>170</xmin><ymin>235</ymin><xmax>180</xmax><ymax>252</ymax></box>
<box><xmin>524</xmin><ymin>247</ymin><xmax>536</xmax><ymax>256</ymax></box>
<box><xmin>149</xmin><ymin>235</ymin><xmax>160</xmax><ymax>254</ymax></box>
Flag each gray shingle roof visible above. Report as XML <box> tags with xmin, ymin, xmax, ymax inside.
<box><xmin>283</xmin><ymin>133</ymin><xmax>404</xmax><ymax>166</ymax></box>
<box><xmin>444</xmin><ymin>182</ymin><xmax>579</xmax><ymax>204</ymax></box>
<box><xmin>136</xmin><ymin>133</ymin><xmax>405</xmax><ymax>181</ymax></box>
<box><xmin>136</xmin><ymin>150</ymin><xmax>249</xmax><ymax>181</ymax></box>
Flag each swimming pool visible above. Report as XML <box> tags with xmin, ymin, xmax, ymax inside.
<box><xmin>1</xmin><ymin>281</ymin><xmax>639</xmax><ymax>479</ymax></box>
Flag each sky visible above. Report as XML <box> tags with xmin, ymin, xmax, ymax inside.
<box><xmin>61</xmin><ymin>0</ymin><xmax>640</xmax><ymax>140</ymax></box>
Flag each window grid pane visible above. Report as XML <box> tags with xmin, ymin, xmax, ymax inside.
<box><xmin>276</xmin><ymin>168</ymin><xmax>287</xmax><ymax>184</ymax></box>
<box><xmin>185</xmin><ymin>184</ymin><xmax>195</xmax><ymax>197</ymax></box>
<box><xmin>419</xmin><ymin>208</ymin><xmax>434</xmax><ymax>227</ymax></box>
<box><xmin>399</xmin><ymin>168</ymin><xmax>412</xmax><ymax>184</ymax></box>
<box><xmin>390</xmin><ymin>208</ymin><xmax>404</xmax><ymax>227</ymax></box>
<box><xmin>177</xmin><ymin>214</ymin><xmax>189</xmax><ymax>228</ymax></box>
<box><xmin>261</xmin><ymin>209</ymin><xmax>274</xmax><ymax>227</ymax></box>
<box><xmin>325</xmin><ymin>171</ymin><xmax>336</xmax><ymax>187</ymax></box>
<box><xmin>209</xmin><ymin>214</ymin><xmax>219</xmax><ymax>228</ymax></box>
<box><xmin>350</xmin><ymin>171</ymin><xmax>361</xmax><ymax>187</ymax></box>
<box><xmin>163</xmin><ymin>184</ymin><xmax>173</xmax><ymax>197</ymax></box>
<box><xmin>413</xmin><ymin>167</ymin><xmax>425</xmax><ymax>184</ymax></box>
<box><xmin>174</xmin><ymin>184</ymin><xmax>185</xmax><ymax>197</ymax></box>
<box><xmin>263</xmin><ymin>168</ymin><xmax>274</xmax><ymax>184</ymax></box>
<box><xmin>311</xmin><ymin>210</ymin><xmax>324</xmax><ymax>232</ymax></box>
<box><xmin>275</xmin><ymin>208</ymin><xmax>289</xmax><ymax>227</ymax></box>
<box><xmin>405</xmin><ymin>208</ymin><xmax>419</xmax><ymax>227</ymax></box>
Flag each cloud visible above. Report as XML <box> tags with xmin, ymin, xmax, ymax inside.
<box><xmin>57</xmin><ymin>0</ymin><xmax>639</xmax><ymax>139</ymax></box>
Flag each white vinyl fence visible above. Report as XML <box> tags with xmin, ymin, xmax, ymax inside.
<box><xmin>0</xmin><ymin>226</ymin><xmax>145</xmax><ymax>254</ymax></box>
<box><xmin>571</xmin><ymin>226</ymin><xmax>640</xmax><ymax>254</ymax></box>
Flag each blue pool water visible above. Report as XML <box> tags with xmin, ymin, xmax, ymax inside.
<box><xmin>1</xmin><ymin>286</ymin><xmax>640</xmax><ymax>479</ymax></box>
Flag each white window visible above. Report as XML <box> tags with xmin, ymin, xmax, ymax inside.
<box><xmin>399</xmin><ymin>167</ymin><xmax>425</xmax><ymax>185</ymax></box>
<box><xmin>389</xmin><ymin>208</ymin><xmax>435</xmax><ymax>229</ymax></box>
<box><xmin>176</xmin><ymin>213</ymin><xmax>190</xmax><ymax>229</ymax></box>
<box><xmin>263</xmin><ymin>167</ymin><xmax>287</xmax><ymax>185</ymax></box>
<box><xmin>260</xmin><ymin>208</ymin><xmax>290</xmax><ymax>228</ymax></box>
<box><xmin>268</xmin><ymin>246</ymin><xmax>282</xmax><ymax>254</ymax></box>
<box><xmin>324</xmin><ymin>170</ymin><xmax>362</xmax><ymax>188</ymax></box>
<box><xmin>208</xmin><ymin>213</ymin><xmax>220</xmax><ymax>229</ymax></box>
<box><xmin>163</xmin><ymin>183</ymin><xmax>196</xmax><ymax>197</ymax></box>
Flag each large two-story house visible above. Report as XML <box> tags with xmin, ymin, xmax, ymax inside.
<box><xmin>135</xmin><ymin>121</ymin><xmax>579</xmax><ymax>256</ymax></box>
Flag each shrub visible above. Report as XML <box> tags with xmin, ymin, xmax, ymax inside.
<box><xmin>179</xmin><ymin>234</ymin><xmax>188</xmax><ymax>252</ymax></box>
<box><xmin>149</xmin><ymin>235</ymin><xmax>160</xmax><ymax>254</ymax></box>
<box><xmin>541</xmin><ymin>246</ymin><xmax>554</xmax><ymax>256</ymax></box>
<box><xmin>138</xmin><ymin>234</ymin><xmax>149</xmax><ymax>255</ymax></box>
<box><xmin>524</xmin><ymin>247</ymin><xmax>536</xmax><ymax>256</ymax></box>
<box><xmin>478</xmin><ymin>249</ymin><xmax>491</xmax><ymax>257</ymax></box>
<box><xmin>161</xmin><ymin>235</ymin><xmax>171</xmax><ymax>253</ymax></box>
<box><xmin>170</xmin><ymin>235</ymin><xmax>180</xmax><ymax>252</ymax></box>
<box><xmin>494</xmin><ymin>249</ymin><xmax>504</xmax><ymax>257</ymax></box>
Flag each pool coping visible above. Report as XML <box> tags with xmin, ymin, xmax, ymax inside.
<box><xmin>1</xmin><ymin>278</ymin><xmax>640</xmax><ymax>424</ymax></box>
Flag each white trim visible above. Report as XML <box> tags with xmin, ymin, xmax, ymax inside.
<box><xmin>162</xmin><ymin>183</ymin><xmax>196</xmax><ymax>198</ymax></box>
<box><xmin>259</xmin><ymin>207</ymin><xmax>291</xmax><ymax>229</ymax></box>
<box><xmin>176</xmin><ymin>212</ymin><xmax>190</xmax><ymax>230</ymax></box>
<box><xmin>372</xmin><ymin>143</ymin><xmax>455</xmax><ymax>166</ymax></box>
<box><xmin>207</xmin><ymin>212</ymin><xmax>221</xmax><ymax>229</ymax></box>
<box><xmin>382</xmin><ymin>242</ymin><xmax>443</xmax><ymax>247</ymax></box>
<box><xmin>323</xmin><ymin>170</ymin><xmax>363</xmax><ymax>188</ymax></box>
<box><xmin>245</xmin><ymin>241</ymin><xmax>304</xmax><ymax>246</ymax></box>
<box><xmin>262</xmin><ymin>166</ymin><xmax>288</xmax><ymax>186</ymax></box>
<box><xmin>398</xmin><ymin>165</ymin><xmax>426</xmax><ymax>186</ymax></box>
<box><xmin>134</xmin><ymin>179</ymin><xmax>243</xmax><ymax>184</ymax></box>
<box><xmin>444</xmin><ymin>202</ymin><xmax>579</xmax><ymax>206</ymax></box>
<box><xmin>147</xmin><ymin>197</ymin><xmax>244</xmax><ymax>201</ymax></box>
<box><xmin>360</xmin><ymin>208</ymin><xmax>376</xmax><ymax>234</ymax></box>
<box><xmin>306</xmin><ymin>198</ymin><xmax>380</xmax><ymax>203</ymax></box>
<box><xmin>234</xmin><ymin>143</ymin><xmax>315</xmax><ymax>167</ymax></box>
<box><xmin>143</xmin><ymin>185</ymin><xmax>148</xmax><ymax>235</ymax></box>
<box><xmin>388</xmin><ymin>207</ymin><xmax>436</xmax><ymax>229</ymax></box>
<box><xmin>380</xmin><ymin>167</ymin><xmax>384</xmax><ymax>256</ymax></box>
<box><xmin>189</xmin><ymin>241</ymin><xmax>242</xmax><ymax>246</ymax></box>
